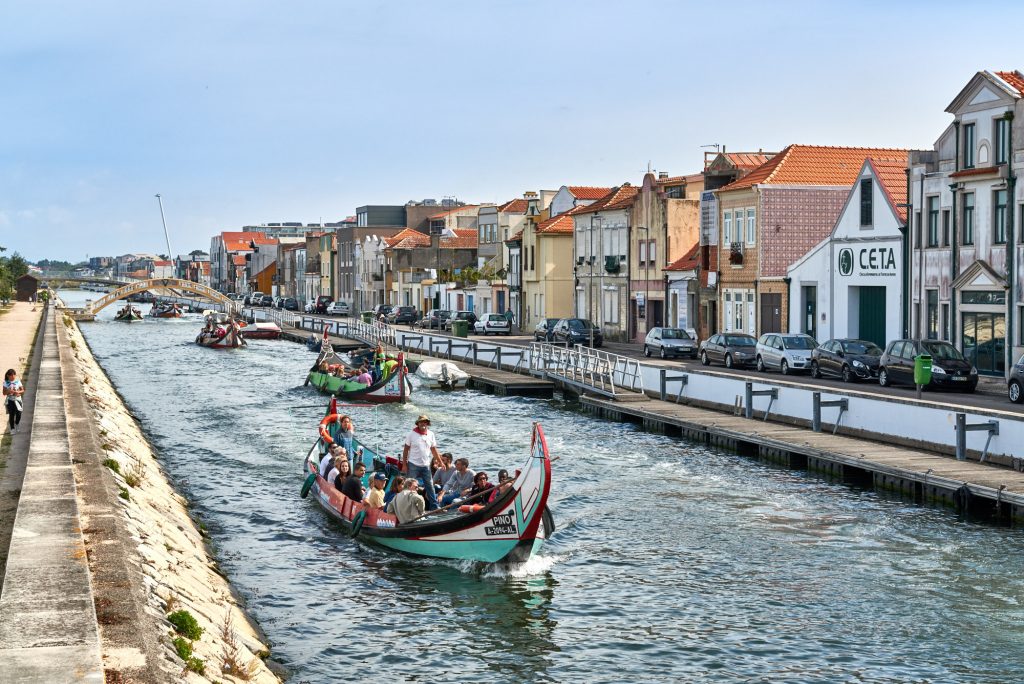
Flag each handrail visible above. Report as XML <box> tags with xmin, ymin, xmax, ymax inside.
<box><xmin>529</xmin><ymin>342</ymin><xmax>644</xmax><ymax>397</ymax></box>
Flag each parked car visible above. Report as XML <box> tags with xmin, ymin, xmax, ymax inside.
<box><xmin>326</xmin><ymin>301</ymin><xmax>350</xmax><ymax>316</ymax></box>
<box><xmin>475</xmin><ymin>312</ymin><xmax>512</xmax><ymax>336</ymax></box>
<box><xmin>273</xmin><ymin>296</ymin><xmax>285</xmax><ymax>309</ymax></box>
<box><xmin>315</xmin><ymin>295</ymin><xmax>333</xmax><ymax>314</ymax></box>
<box><xmin>245</xmin><ymin>291</ymin><xmax>264</xmax><ymax>306</ymax></box>
<box><xmin>283</xmin><ymin>297</ymin><xmax>299</xmax><ymax>311</ymax></box>
<box><xmin>644</xmin><ymin>327</ymin><xmax>698</xmax><ymax>359</ymax></box>
<box><xmin>1009</xmin><ymin>354</ymin><xmax>1024</xmax><ymax>403</ymax></box>
<box><xmin>258</xmin><ymin>294</ymin><xmax>274</xmax><ymax>307</ymax></box>
<box><xmin>418</xmin><ymin>309</ymin><xmax>452</xmax><ymax>329</ymax></box>
<box><xmin>699</xmin><ymin>333</ymin><xmax>757</xmax><ymax>368</ymax></box>
<box><xmin>444</xmin><ymin>310</ymin><xmax>478</xmax><ymax>331</ymax></box>
<box><xmin>387</xmin><ymin>306</ymin><xmax>419</xmax><ymax>325</ymax></box>
<box><xmin>372</xmin><ymin>304</ymin><xmax>394</xmax><ymax>319</ymax></box>
<box><xmin>755</xmin><ymin>333</ymin><xmax>817</xmax><ymax>374</ymax></box>
<box><xmin>533</xmin><ymin>317</ymin><xmax>560</xmax><ymax>342</ymax></box>
<box><xmin>551</xmin><ymin>318</ymin><xmax>602</xmax><ymax>347</ymax></box>
<box><xmin>304</xmin><ymin>299</ymin><xmax>315</xmax><ymax>313</ymax></box>
<box><xmin>877</xmin><ymin>339</ymin><xmax>978</xmax><ymax>392</ymax></box>
<box><xmin>811</xmin><ymin>339</ymin><xmax>883</xmax><ymax>382</ymax></box>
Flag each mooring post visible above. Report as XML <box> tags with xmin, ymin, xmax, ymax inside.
<box><xmin>496</xmin><ymin>347</ymin><xmax>503</xmax><ymax>371</ymax></box>
<box><xmin>472</xmin><ymin>342</ymin><xmax>478</xmax><ymax>365</ymax></box>
<box><xmin>812</xmin><ymin>392</ymin><xmax>822</xmax><ymax>432</ymax></box>
<box><xmin>955</xmin><ymin>413</ymin><xmax>967</xmax><ymax>461</ymax></box>
<box><xmin>745</xmin><ymin>382</ymin><xmax>753</xmax><ymax>419</ymax></box>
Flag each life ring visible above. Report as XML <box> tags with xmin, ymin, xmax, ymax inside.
<box><xmin>349</xmin><ymin>510</ymin><xmax>366</xmax><ymax>537</ymax></box>
<box><xmin>458</xmin><ymin>504</ymin><xmax>484</xmax><ymax>514</ymax></box>
<box><xmin>319</xmin><ymin>413</ymin><xmax>342</xmax><ymax>445</ymax></box>
<box><xmin>300</xmin><ymin>473</ymin><xmax>316</xmax><ymax>499</ymax></box>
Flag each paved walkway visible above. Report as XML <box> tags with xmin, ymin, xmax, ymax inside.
<box><xmin>0</xmin><ymin>301</ymin><xmax>43</xmax><ymax>382</ymax></box>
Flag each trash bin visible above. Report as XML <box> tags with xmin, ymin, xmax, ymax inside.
<box><xmin>452</xmin><ymin>319</ymin><xmax>469</xmax><ymax>338</ymax></box>
<box><xmin>361</xmin><ymin>311</ymin><xmax>373</xmax><ymax>324</ymax></box>
<box><xmin>914</xmin><ymin>354</ymin><xmax>933</xmax><ymax>386</ymax></box>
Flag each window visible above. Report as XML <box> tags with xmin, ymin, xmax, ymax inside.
<box><xmin>927</xmin><ymin>197</ymin><xmax>939</xmax><ymax>247</ymax></box>
<box><xmin>639</xmin><ymin>240</ymin><xmax>647</xmax><ymax>265</ymax></box>
<box><xmin>941</xmin><ymin>303</ymin><xmax>950</xmax><ymax>341</ymax></box>
<box><xmin>746</xmin><ymin>209</ymin><xmax>756</xmax><ymax>245</ymax></box>
<box><xmin>914</xmin><ymin>211</ymin><xmax>922</xmax><ymax>248</ymax></box>
<box><xmin>942</xmin><ymin>209</ymin><xmax>951</xmax><ymax>247</ymax></box>
<box><xmin>994</xmin><ymin>189</ymin><xmax>1008</xmax><ymax>244</ymax></box>
<box><xmin>649</xmin><ymin>240</ymin><xmax>657</xmax><ymax>266</ymax></box>
<box><xmin>962</xmin><ymin>193</ymin><xmax>975</xmax><ymax>245</ymax></box>
<box><xmin>927</xmin><ymin>290</ymin><xmax>938</xmax><ymax>339</ymax></box>
<box><xmin>961</xmin><ymin>290</ymin><xmax>1005</xmax><ymax>305</ymax></box>
<box><xmin>860</xmin><ymin>178</ymin><xmax>873</xmax><ymax>225</ymax></box>
<box><xmin>995</xmin><ymin>117</ymin><xmax>1009</xmax><ymax>165</ymax></box>
<box><xmin>723</xmin><ymin>212</ymin><xmax>732</xmax><ymax>244</ymax></box>
<box><xmin>962</xmin><ymin>123</ymin><xmax>975</xmax><ymax>168</ymax></box>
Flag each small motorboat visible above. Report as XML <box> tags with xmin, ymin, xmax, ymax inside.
<box><xmin>239</xmin><ymin>321</ymin><xmax>282</xmax><ymax>340</ymax></box>
<box><xmin>196</xmin><ymin>312</ymin><xmax>246</xmax><ymax>349</ymax></box>
<box><xmin>149</xmin><ymin>302</ymin><xmax>183</xmax><ymax>318</ymax></box>
<box><xmin>414</xmin><ymin>360</ymin><xmax>470</xmax><ymax>389</ymax></box>
<box><xmin>113</xmin><ymin>304</ymin><xmax>143</xmax><ymax>322</ymax></box>
<box><xmin>300</xmin><ymin>417</ymin><xmax>553</xmax><ymax>565</ymax></box>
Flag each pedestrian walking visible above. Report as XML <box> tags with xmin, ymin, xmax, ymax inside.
<box><xmin>4</xmin><ymin>369</ymin><xmax>26</xmax><ymax>435</ymax></box>
<box><xmin>401</xmin><ymin>414</ymin><xmax>442</xmax><ymax>511</ymax></box>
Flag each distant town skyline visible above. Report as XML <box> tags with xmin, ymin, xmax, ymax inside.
<box><xmin>1</xmin><ymin>0</ymin><xmax>1018</xmax><ymax>262</ymax></box>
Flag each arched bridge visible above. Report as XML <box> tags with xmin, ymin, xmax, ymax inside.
<box><xmin>86</xmin><ymin>278</ymin><xmax>235</xmax><ymax>314</ymax></box>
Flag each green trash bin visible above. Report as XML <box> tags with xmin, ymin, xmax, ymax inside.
<box><xmin>452</xmin><ymin>319</ymin><xmax>469</xmax><ymax>338</ymax></box>
<box><xmin>361</xmin><ymin>311</ymin><xmax>373</xmax><ymax>324</ymax></box>
<box><xmin>914</xmin><ymin>354</ymin><xmax>933</xmax><ymax>386</ymax></box>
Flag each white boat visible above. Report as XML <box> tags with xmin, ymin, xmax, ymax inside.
<box><xmin>414</xmin><ymin>360</ymin><xmax>470</xmax><ymax>389</ymax></box>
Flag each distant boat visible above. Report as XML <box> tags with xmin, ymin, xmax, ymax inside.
<box><xmin>305</xmin><ymin>331</ymin><xmax>411</xmax><ymax>403</ymax></box>
<box><xmin>240</xmin><ymin>321</ymin><xmax>282</xmax><ymax>340</ymax></box>
<box><xmin>196</xmin><ymin>312</ymin><xmax>246</xmax><ymax>349</ymax></box>
<box><xmin>114</xmin><ymin>305</ymin><xmax>143</xmax><ymax>322</ymax></box>
<box><xmin>414</xmin><ymin>360</ymin><xmax>469</xmax><ymax>389</ymax></box>
<box><xmin>149</xmin><ymin>302</ymin><xmax>183</xmax><ymax>318</ymax></box>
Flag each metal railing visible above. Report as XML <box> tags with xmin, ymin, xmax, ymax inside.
<box><xmin>528</xmin><ymin>342</ymin><xmax>643</xmax><ymax>398</ymax></box>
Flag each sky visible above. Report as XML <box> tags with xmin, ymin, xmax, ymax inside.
<box><xmin>1</xmin><ymin>0</ymin><xmax>1021</xmax><ymax>262</ymax></box>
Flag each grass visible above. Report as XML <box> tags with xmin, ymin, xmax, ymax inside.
<box><xmin>102</xmin><ymin>458</ymin><xmax>121</xmax><ymax>474</ymax></box>
<box><xmin>167</xmin><ymin>609</ymin><xmax>203</xmax><ymax>640</ymax></box>
<box><xmin>118</xmin><ymin>487</ymin><xmax>130</xmax><ymax>501</ymax></box>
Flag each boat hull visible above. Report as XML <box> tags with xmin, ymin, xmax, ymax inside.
<box><xmin>306</xmin><ymin>366</ymin><xmax>412</xmax><ymax>403</ymax></box>
<box><xmin>303</xmin><ymin>423</ymin><xmax>552</xmax><ymax>564</ymax></box>
<box><xmin>240</xmin><ymin>322</ymin><xmax>282</xmax><ymax>339</ymax></box>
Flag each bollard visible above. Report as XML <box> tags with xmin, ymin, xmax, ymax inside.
<box><xmin>496</xmin><ymin>347</ymin><xmax>503</xmax><ymax>371</ymax></box>
<box><xmin>744</xmin><ymin>382</ymin><xmax>778</xmax><ymax>421</ymax></box>
<box><xmin>954</xmin><ymin>413</ymin><xmax>1000</xmax><ymax>462</ymax></box>
<box><xmin>812</xmin><ymin>392</ymin><xmax>849</xmax><ymax>434</ymax></box>
<box><xmin>659</xmin><ymin>368</ymin><xmax>689</xmax><ymax>402</ymax></box>
<box><xmin>472</xmin><ymin>342</ymin><xmax>478</xmax><ymax>365</ymax></box>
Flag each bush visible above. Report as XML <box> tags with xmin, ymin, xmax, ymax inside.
<box><xmin>172</xmin><ymin>636</ymin><xmax>192</xmax><ymax>660</ymax></box>
<box><xmin>185</xmin><ymin>656</ymin><xmax>205</xmax><ymax>674</ymax></box>
<box><xmin>102</xmin><ymin>458</ymin><xmax>121</xmax><ymax>474</ymax></box>
<box><xmin>167</xmin><ymin>610</ymin><xmax>203</xmax><ymax>640</ymax></box>
<box><xmin>118</xmin><ymin>487</ymin><xmax>130</xmax><ymax>501</ymax></box>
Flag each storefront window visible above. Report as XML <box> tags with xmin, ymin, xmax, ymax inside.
<box><xmin>961</xmin><ymin>290</ymin><xmax>1006</xmax><ymax>305</ymax></box>
<box><xmin>927</xmin><ymin>290</ymin><xmax>938</xmax><ymax>338</ymax></box>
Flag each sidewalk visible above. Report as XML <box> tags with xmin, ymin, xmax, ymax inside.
<box><xmin>0</xmin><ymin>302</ymin><xmax>43</xmax><ymax>380</ymax></box>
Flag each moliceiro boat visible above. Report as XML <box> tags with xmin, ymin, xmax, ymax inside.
<box><xmin>114</xmin><ymin>304</ymin><xmax>143</xmax><ymax>322</ymax></box>
<box><xmin>149</xmin><ymin>302</ymin><xmax>183</xmax><ymax>318</ymax></box>
<box><xmin>301</xmin><ymin>419</ymin><xmax>553</xmax><ymax>564</ymax></box>
<box><xmin>196</xmin><ymin>312</ymin><xmax>246</xmax><ymax>349</ymax></box>
<box><xmin>306</xmin><ymin>332</ymin><xmax>411</xmax><ymax>403</ymax></box>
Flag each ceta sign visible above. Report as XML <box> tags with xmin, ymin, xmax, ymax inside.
<box><xmin>838</xmin><ymin>246</ymin><xmax>897</xmax><ymax>277</ymax></box>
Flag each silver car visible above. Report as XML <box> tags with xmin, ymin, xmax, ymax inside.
<box><xmin>644</xmin><ymin>327</ymin><xmax>698</xmax><ymax>359</ymax></box>
<box><xmin>756</xmin><ymin>333</ymin><xmax>817</xmax><ymax>375</ymax></box>
<box><xmin>1009</xmin><ymin>353</ymin><xmax>1024</xmax><ymax>403</ymax></box>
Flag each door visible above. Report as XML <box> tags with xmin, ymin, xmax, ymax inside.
<box><xmin>760</xmin><ymin>294</ymin><xmax>782</xmax><ymax>333</ymax></box>
<box><xmin>497</xmin><ymin>290</ymin><xmax>505</xmax><ymax>314</ymax></box>
<box><xmin>897</xmin><ymin>340</ymin><xmax>918</xmax><ymax>384</ymax></box>
<box><xmin>859</xmin><ymin>286</ymin><xmax>887</xmax><ymax>350</ymax></box>
<box><xmin>651</xmin><ymin>300</ymin><xmax>664</xmax><ymax>328</ymax></box>
<box><xmin>802</xmin><ymin>286</ymin><xmax>817</xmax><ymax>340</ymax></box>
<box><xmin>962</xmin><ymin>312</ymin><xmax>1006</xmax><ymax>376</ymax></box>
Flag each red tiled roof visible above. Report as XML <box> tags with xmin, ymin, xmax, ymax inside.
<box><xmin>995</xmin><ymin>70</ymin><xmax>1024</xmax><ymax>96</ymax></box>
<box><xmin>656</xmin><ymin>173</ymin><xmax>703</xmax><ymax>186</ymax></box>
<box><xmin>506</xmin><ymin>230</ymin><xmax>523</xmax><ymax>243</ymax></box>
<box><xmin>866</xmin><ymin>156</ymin><xmax>910</xmax><ymax>222</ymax></box>
<box><xmin>718</xmin><ymin>145</ymin><xmax>909</xmax><ymax>192</ymax></box>
<box><xmin>571</xmin><ymin>184</ymin><xmax>639</xmax><ymax>214</ymax></box>
<box><xmin>950</xmin><ymin>166</ymin><xmax>999</xmax><ymax>179</ymax></box>
<box><xmin>152</xmin><ymin>260</ymin><xmax>172</xmax><ymax>266</ymax></box>
<box><xmin>385</xmin><ymin>228</ymin><xmax>430</xmax><ymax>249</ymax></box>
<box><xmin>664</xmin><ymin>244</ymin><xmax>700</xmax><ymax>272</ymax></box>
<box><xmin>567</xmin><ymin>186</ymin><xmax>614</xmax><ymax>200</ymax></box>
<box><xmin>724</xmin><ymin>152</ymin><xmax>773</xmax><ymax>170</ymax></box>
<box><xmin>428</xmin><ymin>205</ymin><xmax>479</xmax><ymax>219</ymax></box>
<box><xmin>454</xmin><ymin>228</ymin><xmax>477</xmax><ymax>238</ymax></box>
<box><xmin>535</xmin><ymin>214</ymin><xmax>574</xmax><ymax>235</ymax></box>
<box><xmin>498</xmin><ymin>199</ymin><xmax>528</xmax><ymax>213</ymax></box>
<box><xmin>221</xmin><ymin>231</ymin><xmax>265</xmax><ymax>252</ymax></box>
<box><xmin>231</xmin><ymin>255</ymin><xmax>247</xmax><ymax>266</ymax></box>
<box><xmin>440</xmin><ymin>234</ymin><xmax>478</xmax><ymax>249</ymax></box>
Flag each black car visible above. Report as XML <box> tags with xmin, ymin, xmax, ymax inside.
<box><xmin>698</xmin><ymin>333</ymin><xmax>757</xmax><ymax>368</ymax></box>
<box><xmin>283</xmin><ymin>297</ymin><xmax>299</xmax><ymax>311</ymax></box>
<box><xmin>878</xmin><ymin>339</ymin><xmax>978</xmax><ymax>392</ymax></box>
<box><xmin>418</xmin><ymin>309</ymin><xmax>452</xmax><ymax>329</ymax></box>
<box><xmin>551</xmin><ymin>318</ymin><xmax>603</xmax><ymax>347</ymax></box>
<box><xmin>258</xmin><ymin>294</ymin><xmax>274</xmax><ymax>307</ymax></box>
<box><xmin>444</xmin><ymin>310</ymin><xmax>478</xmax><ymax>331</ymax></box>
<box><xmin>372</xmin><ymin>304</ymin><xmax>393</xmax><ymax>319</ymax></box>
<box><xmin>387</xmin><ymin>306</ymin><xmax>419</xmax><ymax>325</ymax></box>
<box><xmin>811</xmin><ymin>338</ymin><xmax>882</xmax><ymax>382</ymax></box>
<box><xmin>533</xmin><ymin>318</ymin><xmax>560</xmax><ymax>342</ymax></box>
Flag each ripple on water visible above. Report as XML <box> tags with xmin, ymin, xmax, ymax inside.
<box><xmin>63</xmin><ymin>289</ymin><xmax>1024</xmax><ymax>684</ymax></box>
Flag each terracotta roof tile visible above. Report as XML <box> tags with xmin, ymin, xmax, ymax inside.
<box><xmin>866</xmin><ymin>156</ymin><xmax>910</xmax><ymax>222</ymax></box>
<box><xmin>506</xmin><ymin>230</ymin><xmax>523</xmax><ymax>243</ymax></box>
<box><xmin>231</xmin><ymin>255</ymin><xmax>247</xmax><ymax>266</ymax></box>
<box><xmin>571</xmin><ymin>184</ymin><xmax>639</xmax><ymax>214</ymax></box>
<box><xmin>498</xmin><ymin>199</ymin><xmax>528</xmax><ymax>213</ymax></box>
<box><xmin>724</xmin><ymin>152</ymin><xmax>773</xmax><ymax>170</ymax></box>
<box><xmin>385</xmin><ymin>228</ymin><xmax>430</xmax><ymax>249</ymax></box>
<box><xmin>995</xmin><ymin>70</ymin><xmax>1024</xmax><ymax>96</ymax></box>
<box><xmin>718</xmin><ymin>145</ymin><xmax>909</xmax><ymax>192</ymax></box>
<box><xmin>535</xmin><ymin>214</ymin><xmax>574</xmax><ymax>234</ymax></box>
<box><xmin>664</xmin><ymin>244</ymin><xmax>700</xmax><ymax>271</ymax></box>
<box><xmin>950</xmin><ymin>166</ymin><xmax>999</xmax><ymax>178</ymax></box>
<box><xmin>567</xmin><ymin>186</ymin><xmax>614</xmax><ymax>200</ymax></box>
<box><xmin>439</xmin><ymin>235</ymin><xmax>478</xmax><ymax>249</ymax></box>
<box><xmin>656</xmin><ymin>173</ymin><xmax>703</xmax><ymax>186</ymax></box>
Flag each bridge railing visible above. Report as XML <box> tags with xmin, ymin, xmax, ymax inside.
<box><xmin>529</xmin><ymin>342</ymin><xmax>644</xmax><ymax>397</ymax></box>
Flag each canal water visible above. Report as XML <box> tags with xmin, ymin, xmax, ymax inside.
<box><xmin>65</xmin><ymin>292</ymin><xmax>1024</xmax><ymax>683</ymax></box>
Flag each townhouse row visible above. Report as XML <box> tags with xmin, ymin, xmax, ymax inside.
<box><xmin>191</xmin><ymin>69</ymin><xmax>1022</xmax><ymax>379</ymax></box>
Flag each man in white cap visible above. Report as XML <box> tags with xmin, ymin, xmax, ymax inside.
<box><xmin>402</xmin><ymin>414</ymin><xmax>442</xmax><ymax>510</ymax></box>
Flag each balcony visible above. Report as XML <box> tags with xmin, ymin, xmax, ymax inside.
<box><xmin>372</xmin><ymin>272</ymin><xmax>383</xmax><ymax>281</ymax></box>
<box><xmin>729</xmin><ymin>242</ymin><xmax>744</xmax><ymax>265</ymax></box>
<box><xmin>604</xmin><ymin>255</ymin><xmax>621</xmax><ymax>274</ymax></box>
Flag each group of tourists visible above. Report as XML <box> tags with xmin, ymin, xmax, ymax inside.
<box><xmin>316</xmin><ymin>412</ymin><xmax>515</xmax><ymax>525</ymax></box>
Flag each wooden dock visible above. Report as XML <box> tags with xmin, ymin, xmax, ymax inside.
<box><xmin>582</xmin><ymin>395</ymin><xmax>1024</xmax><ymax>523</ymax></box>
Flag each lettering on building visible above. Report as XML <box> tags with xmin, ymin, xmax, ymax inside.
<box><xmin>838</xmin><ymin>246</ymin><xmax>897</xmax><ymax>277</ymax></box>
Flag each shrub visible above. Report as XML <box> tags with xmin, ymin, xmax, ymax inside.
<box><xmin>118</xmin><ymin>487</ymin><xmax>130</xmax><ymax>501</ymax></box>
<box><xmin>172</xmin><ymin>636</ymin><xmax>192</xmax><ymax>660</ymax></box>
<box><xmin>185</xmin><ymin>656</ymin><xmax>205</xmax><ymax>674</ymax></box>
<box><xmin>167</xmin><ymin>610</ymin><xmax>203</xmax><ymax>640</ymax></box>
<box><xmin>102</xmin><ymin>458</ymin><xmax>121</xmax><ymax>474</ymax></box>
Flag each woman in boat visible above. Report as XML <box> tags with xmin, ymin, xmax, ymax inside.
<box><xmin>467</xmin><ymin>472</ymin><xmax>493</xmax><ymax>502</ymax></box>
<box><xmin>327</xmin><ymin>457</ymin><xmax>351</xmax><ymax>491</ymax></box>
<box><xmin>383</xmin><ymin>476</ymin><xmax>404</xmax><ymax>508</ymax></box>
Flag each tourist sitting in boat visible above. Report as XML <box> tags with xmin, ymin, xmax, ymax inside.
<box><xmin>468</xmin><ymin>472</ymin><xmax>494</xmax><ymax>501</ymax></box>
<box><xmin>383</xmin><ymin>476</ymin><xmax>404</xmax><ymax>508</ymax></box>
<box><xmin>385</xmin><ymin>477</ymin><xmax>425</xmax><ymax>524</ymax></box>
<box><xmin>488</xmin><ymin>469</ymin><xmax>514</xmax><ymax>503</ymax></box>
<box><xmin>320</xmin><ymin>444</ymin><xmax>345</xmax><ymax>478</ymax></box>
<box><xmin>438</xmin><ymin>457</ymin><xmax>475</xmax><ymax>507</ymax></box>
<box><xmin>431</xmin><ymin>452</ymin><xmax>456</xmax><ymax>494</ymax></box>
<box><xmin>340</xmin><ymin>462</ymin><xmax>366</xmax><ymax>502</ymax></box>
<box><xmin>327</xmin><ymin>457</ymin><xmax>351</xmax><ymax>491</ymax></box>
<box><xmin>365</xmin><ymin>472</ymin><xmax>387</xmax><ymax>509</ymax></box>
<box><xmin>355</xmin><ymin>366</ymin><xmax>372</xmax><ymax>385</ymax></box>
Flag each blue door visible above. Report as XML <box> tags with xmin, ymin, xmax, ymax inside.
<box><xmin>497</xmin><ymin>291</ymin><xmax>505</xmax><ymax>313</ymax></box>
<box><xmin>467</xmin><ymin>295</ymin><xmax>474</xmax><ymax>312</ymax></box>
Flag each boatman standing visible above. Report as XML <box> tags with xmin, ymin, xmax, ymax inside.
<box><xmin>402</xmin><ymin>414</ymin><xmax>442</xmax><ymax>510</ymax></box>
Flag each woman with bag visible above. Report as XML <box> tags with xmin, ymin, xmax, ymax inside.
<box><xmin>4</xmin><ymin>369</ymin><xmax>26</xmax><ymax>435</ymax></box>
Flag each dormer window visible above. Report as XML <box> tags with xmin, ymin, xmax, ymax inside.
<box><xmin>962</xmin><ymin>122</ymin><xmax>976</xmax><ymax>169</ymax></box>
<box><xmin>859</xmin><ymin>178</ymin><xmax>872</xmax><ymax>226</ymax></box>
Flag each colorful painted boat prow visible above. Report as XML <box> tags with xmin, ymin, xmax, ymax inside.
<box><xmin>302</xmin><ymin>422</ymin><xmax>553</xmax><ymax>565</ymax></box>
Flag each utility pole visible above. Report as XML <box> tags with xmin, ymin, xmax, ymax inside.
<box><xmin>155</xmin><ymin>194</ymin><xmax>172</xmax><ymax>262</ymax></box>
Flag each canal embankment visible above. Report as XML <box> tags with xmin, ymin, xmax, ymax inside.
<box><xmin>0</xmin><ymin>302</ymin><xmax>281</xmax><ymax>682</ymax></box>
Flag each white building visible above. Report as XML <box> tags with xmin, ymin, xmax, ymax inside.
<box><xmin>908</xmin><ymin>69</ymin><xmax>1024</xmax><ymax>378</ymax></box>
<box><xmin>787</xmin><ymin>157</ymin><xmax>908</xmax><ymax>348</ymax></box>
